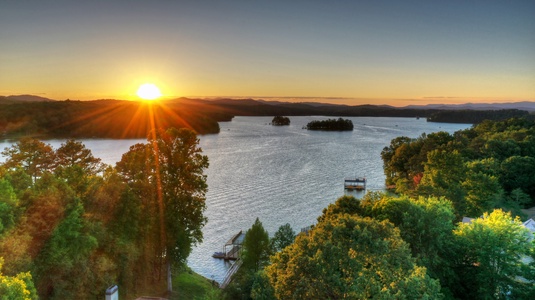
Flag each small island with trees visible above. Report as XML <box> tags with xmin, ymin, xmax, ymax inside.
<box><xmin>306</xmin><ymin>117</ymin><xmax>354</xmax><ymax>131</ymax></box>
<box><xmin>271</xmin><ymin>116</ymin><xmax>290</xmax><ymax>126</ymax></box>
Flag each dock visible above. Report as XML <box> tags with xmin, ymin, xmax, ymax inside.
<box><xmin>344</xmin><ymin>177</ymin><xmax>366</xmax><ymax>190</ymax></box>
<box><xmin>212</xmin><ymin>230</ymin><xmax>245</xmax><ymax>260</ymax></box>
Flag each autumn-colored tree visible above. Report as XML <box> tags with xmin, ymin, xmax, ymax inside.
<box><xmin>0</xmin><ymin>257</ymin><xmax>37</xmax><ymax>300</ymax></box>
<box><xmin>1</xmin><ymin>138</ymin><xmax>56</xmax><ymax>183</ymax></box>
<box><xmin>267</xmin><ymin>214</ymin><xmax>442</xmax><ymax>299</ymax></box>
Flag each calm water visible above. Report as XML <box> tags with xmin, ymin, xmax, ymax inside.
<box><xmin>0</xmin><ymin>116</ymin><xmax>471</xmax><ymax>282</ymax></box>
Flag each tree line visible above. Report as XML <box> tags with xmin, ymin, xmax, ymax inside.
<box><xmin>270</xmin><ymin>116</ymin><xmax>290</xmax><ymax>126</ymax></box>
<box><xmin>0</xmin><ymin>100</ymin><xmax>222</xmax><ymax>139</ymax></box>
<box><xmin>381</xmin><ymin>117</ymin><xmax>535</xmax><ymax>219</ymax></box>
<box><xmin>0</xmin><ymin>128</ymin><xmax>208</xmax><ymax>299</ymax></box>
<box><xmin>306</xmin><ymin>118</ymin><xmax>354</xmax><ymax>131</ymax></box>
<box><xmin>222</xmin><ymin>117</ymin><xmax>535</xmax><ymax>299</ymax></box>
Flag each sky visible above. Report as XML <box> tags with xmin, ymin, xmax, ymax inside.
<box><xmin>1</xmin><ymin>0</ymin><xmax>534</xmax><ymax>106</ymax></box>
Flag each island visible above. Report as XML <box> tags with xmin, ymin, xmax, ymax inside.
<box><xmin>306</xmin><ymin>118</ymin><xmax>354</xmax><ymax>131</ymax></box>
<box><xmin>271</xmin><ymin>116</ymin><xmax>290</xmax><ymax>126</ymax></box>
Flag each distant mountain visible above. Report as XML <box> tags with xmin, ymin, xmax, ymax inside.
<box><xmin>0</xmin><ymin>94</ymin><xmax>55</xmax><ymax>103</ymax></box>
<box><xmin>170</xmin><ymin>98</ymin><xmax>533</xmax><ymax>124</ymax></box>
<box><xmin>404</xmin><ymin>101</ymin><xmax>535</xmax><ymax>112</ymax></box>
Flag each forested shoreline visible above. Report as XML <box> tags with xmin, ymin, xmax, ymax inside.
<box><xmin>1</xmin><ymin>98</ymin><xmax>531</xmax><ymax>140</ymax></box>
<box><xmin>1</xmin><ymin>117</ymin><xmax>535</xmax><ymax>299</ymax></box>
<box><xmin>0</xmin><ymin>100</ymin><xmax>225</xmax><ymax>139</ymax></box>
<box><xmin>0</xmin><ymin>128</ymin><xmax>209</xmax><ymax>299</ymax></box>
<box><xmin>220</xmin><ymin>117</ymin><xmax>535</xmax><ymax>299</ymax></box>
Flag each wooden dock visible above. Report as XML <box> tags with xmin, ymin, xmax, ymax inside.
<box><xmin>344</xmin><ymin>177</ymin><xmax>366</xmax><ymax>190</ymax></box>
<box><xmin>220</xmin><ymin>259</ymin><xmax>243</xmax><ymax>289</ymax></box>
<box><xmin>212</xmin><ymin>231</ymin><xmax>244</xmax><ymax>260</ymax></box>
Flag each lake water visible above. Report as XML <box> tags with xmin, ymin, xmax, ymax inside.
<box><xmin>0</xmin><ymin>116</ymin><xmax>471</xmax><ymax>282</ymax></box>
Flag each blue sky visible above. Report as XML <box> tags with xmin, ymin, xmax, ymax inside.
<box><xmin>1</xmin><ymin>0</ymin><xmax>534</xmax><ymax>105</ymax></box>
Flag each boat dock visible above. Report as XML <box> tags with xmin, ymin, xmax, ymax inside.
<box><xmin>212</xmin><ymin>230</ymin><xmax>245</xmax><ymax>260</ymax></box>
<box><xmin>344</xmin><ymin>177</ymin><xmax>366</xmax><ymax>190</ymax></box>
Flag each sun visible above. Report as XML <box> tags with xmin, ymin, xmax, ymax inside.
<box><xmin>136</xmin><ymin>83</ymin><xmax>162</xmax><ymax>100</ymax></box>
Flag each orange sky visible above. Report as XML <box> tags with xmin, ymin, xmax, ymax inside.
<box><xmin>1</xmin><ymin>1</ymin><xmax>534</xmax><ymax>106</ymax></box>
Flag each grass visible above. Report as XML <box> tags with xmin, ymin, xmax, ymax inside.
<box><xmin>127</xmin><ymin>267</ymin><xmax>220</xmax><ymax>300</ymax></box>
<box><xmin>169</xmin><ymin>268</ymin><xmax>221</xmax><ymax>300</ymax></box>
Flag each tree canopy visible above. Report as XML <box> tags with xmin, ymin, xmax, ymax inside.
<box><xmin>306</xmin><ymin>118</ymin><xmax>353</xmax><ymax>131</ymax></box>
<box><xmin>381</xmin><ymin>118</ymin><xmax>535</xmax><ymax>218</ymax></box>
<box><xmin>271</xmin><ymin>116</ymin><xmax>290</xmax><ymax>126</ymax></box>
<box><xmin>267</xmin><ymin>213</ymin><xmax>442</xmax><ymax>299</ymax></box>
<box><xmin>0</xmin><ymin>128</ymin><xmax>208</xmax><ymax>298</ymax></box>
<box><xmin>453</xmin><ymin>210</ymin><xmax>535</xmax><ymax>299</ymax></box>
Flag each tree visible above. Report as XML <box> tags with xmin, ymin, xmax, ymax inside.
<box><xmin>271</xmin><ymin>116</ymin><xmax>290</xmax><ymax>126</ymax></box>
<box><xmin>453</xmin><ymin>209</ymin><xmax>535</xmax><ymax>299</ymax></box>
<box><xmin>461</xmin><ymin>171</ymin><xmax>503</xmax><ymax>217</ymax></box>
<box><xmin>54</xmin><ymin>140</ymin><xmax>105</xmax><ymax>199</ymax></box>
<box><xmin>270</xmin><ymin>223</ymin><xmax>295</xmax><ymax>253</ymax></box>
<box><xmin>0</xmin><ymin>257</ymin><xmax>37</xmax><ymax>300</ymax></box>
<box><xmin>1</xmin><ymin>138</ymin><xmax>55</xmax><ymax>183</ymax></box>
<box><xmin>500</xmin><ymin>156</ymin><xmax>535</xmax><ymax>198</ymax></box>
<box><xmin>0</xmin><ymin>179</ymin><xmax>18</xmax><ymax>234</ymax></box>
<box><xmin>55</xmin><ymin>139</ymin><xmax>104</xmax><ymax>175</ymax></box>
<box><xmin>242</xmin><ymin>218</ymin><xmax>271</xmax><ymax>272</ymax></box>
<box><xmin>267</xmin><ymin>214</ymin><xmax>442</xmax><ymax>299</ymax></box>
<box><xmin>417</xmin><ymin>149</ymin><xmax>467</xmax><ymax>217</ymax></box>
<box><xmin>116</xmin><ymin>127</ymin><xmax>209</xmax><ymax>290</ymax></box>
<box><xmin>33</xmin><ymin>202</ymin><xmax>98</xmax><ymax>298</ymax></box>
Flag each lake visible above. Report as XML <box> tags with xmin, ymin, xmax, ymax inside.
<box><xmin>0</xmin><ymin>116</ymin><xmax>471</xmax><ymax>282</ymax></box>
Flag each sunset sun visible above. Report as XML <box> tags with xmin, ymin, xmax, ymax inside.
<box><xmin>136</xmin><ymin>83</ymin><xmax>162</xmax><ymax>100</ymax></box>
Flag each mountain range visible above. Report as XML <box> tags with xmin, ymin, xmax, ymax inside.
<box><xmin>2</xmin><ymin>94</ymin><xmax>533</xmax><ymax>112</ymax></box>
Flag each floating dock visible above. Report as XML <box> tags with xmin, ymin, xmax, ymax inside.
<box><xmin>344</xmin><ymin>177</ymin><xmax>366</xmax><ymax>190</ymax></box>
<box><xmin>213</xmin><ymin>230</ymin><xmax>245</xmax><ymax>260</ymax></box>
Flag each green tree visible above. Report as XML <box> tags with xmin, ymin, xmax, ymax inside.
<box><xmin>453</xmin><ymin>209</ymin><xmax>535</xmax><ymax>299</ymax></box>
<box><xmin>116</xmin><ymin>127</ymin><xmax>209</xmax><ymax>291</ymax></box>
<box><xmin>54</xmin><ymin>140</ymin><xmax>105</xmax><ymax>199</ymax></box>
<box><xmin>461</xmin><ymin>171</ymin><xmax>503</xmax><ymax>217</ymax></box>
<box><xmin>250</xmin><ymin>271</ymin><xmax>276</xmax><ymax>300</ymax></box>
<box><xmin>242</xmin><ymin>218</ymin><xmax>271</xmax><ymax>272</ymax></box>
<box><xmin>0</xmin><ymin>179</ymin><xmax>18</xmax><ymax>234</ymax></box>
<box><xmin>500</xmin><ymin>156</ymin><xmax>535</xmax><ymax>197</ymax></box>
<box><xmin>0</xmin><ymin>258</ymin><xmax>37</xmax><ymax>300</ymax></box>
<box><xmin>361</xmin><ymin>194</ymin><xmax>459</xmax><ymax>297</ymax></box>
<box><xmin>417</xmin><ymin>149</ymin><xmax>467</xmax><ymax>217</ymax></box>
<box><xmin>270</xmin><ymin>223</ymin><xmax>295</xmax><ymax>253</ymax></box>
<box><xmin>34</xmin><ymin>202</ymin><xmax>98</xmax><ymax>299</ymax></box>
<box><xmin>267</xmin><ymin>214</ymin><xmax>442</xmax><ymax>299</ymax></box>
<box><xmin>55</xmin><ymin>139</ymin><xmax>104</xmax><ymax>175</ymax></box>
<box><xmin>1</xmin><ymin>138</ymin><xmax>55</xmax><ymax>183</ymax></box>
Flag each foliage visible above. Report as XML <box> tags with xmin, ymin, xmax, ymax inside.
<box><xmin>270</xmin><ymin>223</ymin><xmax>295</xmax><ymax>253</ymax></box>
<box><xmin>0</xmin><ymin>100</ymin><xmax>221</xmax><ymax>138</ymax></box>
<box><xmin>381</xmin><ymin>118</ymin><xmax>535</xmax><ymax>217</ymax></box>
<box><xmin>427</xmin><ymin>109</ymin><xmax>529</xmax><ymax>124</ymax></box>
<box><xmin>267</xmin><ymin>213</ymin><xmax>442</xmax><ymax>299</ymax></box>
<box><xmin>453</xmin><ymin>209</ymin><xmax>535</xmax><ymax>299</ymax></box>
<box><xmin>242</xmin><ymin>218</ymin><xmax>271</xmax><ymax>272</ymax></box>
<box><xmin>0</xmin><ymin>180</ymin><xmax>18</xmax><ymax>234</ymax></box>
<box><xmin>270</xmin><ymin>116</ymin><xmax>290</xmax><ymax>126</ymax></box>
<box><xmin>0</xmin><ymin>129</ymin><xmax>209</xmax><ymax>298</ymax></box>
<box><xmin>306</xmin><ymin>117</ymin><xmax>353</xmax><ymax>131</ymax></box>
<box><xmin>0</xmin><ymin>258</ymin><xmax>37</xmax><ymax>300</ymax></box>
<box><xmin>1</xmin><ymin>137</ymin><xmax>55</xmax><ymax>183</ymax></box>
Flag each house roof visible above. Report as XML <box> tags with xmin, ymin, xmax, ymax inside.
<box><xmin>523</xmin><ymin>218</ymin><xmax>535</xmax><ymax>232</ymax></box>
<box><xmin>462</xmin><ymin>217</ymin><xmax>475</xmax><ymax>224</ymax></box>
